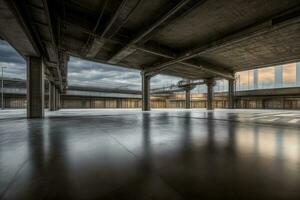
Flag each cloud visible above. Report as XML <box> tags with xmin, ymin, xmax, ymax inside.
<box><xmin>0</xmin><ymin>40</ymin><xmax>26</xmax><ymax>79</ymax></box>
<box><xmin>68</xmin><ymin>56</ymin><xmax>182</xmax><ymax>90</ymax></box>
<box><xmin>0</xmin><ymin>40</ymin><xmax>183</xmax><ymax>90</ymax></box>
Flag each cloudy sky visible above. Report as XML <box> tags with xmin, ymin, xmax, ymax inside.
<box><xmin>0</xmin><ymin>40</ymin><xmax>26</xmax><ymax>79</ymax></box>
<box><xmin>0</xmin><ymin>40</ymin><xmax>181</xmax><ymax>90</ymax></box>
<box><xmin>68</xmin><ymin>56</ymin><xmax>181</xmax><ymax>90</ymax></box>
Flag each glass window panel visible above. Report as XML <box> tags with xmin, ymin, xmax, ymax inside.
<box><xmin>236</xmin><ymin>71</ymin><xmax>250</xmax><ymax>91</ymax></box>
<box><xmin>248</xmin><ymin>70</ymin><xmax>254</xmax><ymax>90</ymax></box>
<box><xmin>282</xmin><ymin>63</ymin><xmax>296</xmax><ymax>86</ymax></box>
<box><xmin>258</xmin><ymin>66</ymin><xmax>274</xmax><ymax>89</ymax></box>
<box><xmin>214</xmin><ymin>79</ymin><xmax>228</xmax><ymax>92</ymax></box>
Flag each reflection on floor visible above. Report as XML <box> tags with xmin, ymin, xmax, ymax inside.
<box><xmin>0</xmin><ymin>109</ymin><xmax>300</xmax><ymax>199</ymax></box>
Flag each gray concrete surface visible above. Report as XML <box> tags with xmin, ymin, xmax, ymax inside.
<box><xmin>2</xmin><ymin>1</ymin><xmax>300</xmax><ymax>84</ymax></box>
<box><xmin>0</xmin><ymin>109</ymin><xmax>300</xmax><ymax>199</ymax></box>
<box><xmin>26</xmin><ymin>57</ymin><xmax>44</xmax><ymax>118</ymax></box>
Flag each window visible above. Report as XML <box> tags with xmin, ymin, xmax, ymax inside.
<box><xmin>215</xmin><ymin>80</ymin><xmax>228</xmax><ymax>92</ymax></box>
<box><xmin>282</xmin><ymin>63</ymin><xmax>296</xmax><ymax>87</ymax></box>
<box><xmin>237</xmin><ymin>71</ymin><xmax>249</xmax><ymax>90</ymax></box>
<box><xmin>258</xmin><ymin>66</ymin><xmax>274</xmax><ymax>89</ymax></box>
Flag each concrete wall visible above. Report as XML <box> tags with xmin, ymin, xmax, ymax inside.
<box><xmin>4</xmin><ymin>94</ymin><xmax>300</xmax><ymax>110</ymax></box>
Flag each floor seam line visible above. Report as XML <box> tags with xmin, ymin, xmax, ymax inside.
<box><xmin>0</xmin><ymin>157</ymin><xmax>29</xmax><ymax>199</ymax></box>
<box><xmin>105</xmin><ymin>130</ymin><xmax>188</xmax><ymax>199</ymax></box>
<box><xmin>154</xmin><ymin>172</ymin><xmax>187</xmax><ymax>200</ymax></box>
<box><xmin>106</xmin><ymin>132</ymin><xmax>140</xmax><ymax>160</ymax></box>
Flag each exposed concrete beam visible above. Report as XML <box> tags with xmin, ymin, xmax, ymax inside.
<box><xmin>140</xmin><ymin>46</ymin><xmax>234</xmax><ymax>79</ymax></box>
<box><xmin>62</xmin><ymin>22</ymin><xmax>234</xmax><ymax>79</ymax></box>
<box><xmin>41</xmin><ymin>0</ymin><xmax>58</xmax><ymax>60</ymax></box>
<box><xmin>41</xmin><ymin>0</ymin><xmax>64</xmax><ymax>90</ymax></box>
<box><xmin>108</xmin><ymin>0</ymin><xmax>201</xmax><ymax>64</ymax></box>
<box><xmin>81</xmin><ymin>0</ymin><xmax>109</xmax><ymax>57</ymax></box>
<box><xmin>63</xmin><ymin>19</ymin><xmax>124</xmax><ymax>44</ymax></box>
<box><xmin>62</xmin><ymin>20</ymin><xmax>234</xmax><ymax>79</ymax></box>
<box><xmin>178</xmin><ymin>59</ymin><xmax>234</xmax><ymax>80</ymax></box>
<box><xmin>99</xmin><ymin>0</ymin><xmax>127</xmax><ymax>39</ymax></box>
<box><xmin>62</xmin><ymin>19</ymin><xmax>234</xmax><ymax>79</ymax></box>
<box><xmin>136</xmin><ymin>44</ymin><xmax>234</xmax><ymax>79</ymax></box>
<box><xmin>44</xmin><ymin>67</ymin><xmax>53</xmax><ymax>79</ymax></box>
<box><xmin>45</xmin><ymin>60</ymin><xmax>61</xmax><ymax>81</ymax></box>
<box><xmin>0</xmin><ymin>0</ymin><xmax>64</xmax><ymax>89</ymax></box>
<box><xmin>11</xmin><ymin>0</ymin><xmax>64</xmax><ymax>90</ymax></box>
<box><xmin>64</xmin><ymin>18</ymin><xmax>176</xmax><ymax>56</ymax></box>
<box><xmin>144</xmin><ymin>6</ymin><xmax>300</xmax><ymax>77</ymax></box>
<box><xmin>0</xmin><ymin>0</ymin><xmax>39</xmax><ymax>57</ymax></box>
<box><xmin>83</xmin><ymin>0</ymin><xmax>146</xmax><ymax>58</ymax></box>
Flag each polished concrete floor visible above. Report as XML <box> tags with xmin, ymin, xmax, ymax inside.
<box><xmin>0</xmin><ymin>109</ymin><xmax>300</xmax><ymax>200</ymax></box>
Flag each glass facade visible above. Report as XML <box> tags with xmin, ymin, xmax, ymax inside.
<box><xmin>282</xmin><ymin>63</ymin><xmax>296</xmax><ymax>87</ymax></box>
<box><xmin>236</xmin><ymin>62</ymin><xmax>300</xmax><ymax>91</ymax></box>
<box><xmin>258</xmin><ymin>66</ymin><xmax>274</xmax><ymax>89</ymax></box>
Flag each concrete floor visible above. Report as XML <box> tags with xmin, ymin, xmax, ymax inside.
<box><xmin>0</xmin><ymin>109</ymin><xmax>300</xmax><ymax>200</ymax></box>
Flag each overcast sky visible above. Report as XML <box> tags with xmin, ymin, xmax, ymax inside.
<box><xmin>0</xmin><ymin>40</ymin><xmax>26</xmax><ymax>79</ymax></box>
<box><xmin>0</xmin><ymin>40</ymin><xmax>181</xmax><ymax>90</ymax></box>
<box><xmin>68</xmin><ymin>56</ymin><xmax>181</xmax><ymax>90</ymax></box>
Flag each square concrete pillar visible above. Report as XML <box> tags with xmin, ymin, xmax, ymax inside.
<box><xmin>185</xmin><ymin>89</ymin><xmax>191</xmax><ymax>109</ymax></box>
<box><xmin>55</xmin><ymin>88</ymin><xmax>60</xmax><ymax>110</ymax></box>
<box><xmin>253</xmin><ymin>69</ymin><xmax>258</xmax><ymax>89</ymax></box>
<box><xmin>228</xmin><ymin>79</ymin><xmax>235</xmax><ymax>109</ymax></box>
<box><xmin>48</xmin><ymin>81</ymin><xmax>50</xmax><ymax>109</ymax></box>
<box><xmin>206</xmin><ymin>78</ymin><xmax>215</xmax><ymax>110</ymax></box>
<box><xmin>27</xmin><ymin>57</ymin><xmax>44</xmax><ymax>118</ymax></box>
<box><xmin>185</xmin><ymin>80</ymin><xmax>191</xmax><ymax>109</ymax></box>
<box><xmin>54</xmin><ymin>87</ymin><xmax>57</xmax><ymax>110</ymax></box>
<box><xmin>58</xmin><ymin>91</ymin><xmax>61</xmax><ymax>110</ymax></box>
<box><xmin>296</xmin><ymin>62</ymin><xmax>300</xmax><ymax>86</ymax></box>
<box><xmin>49</xmin><ymin>82</ymin><xmax>56</xmax><ymax>111</ymax></box>
<box><xmin>141</xmin><ymin>71</ymin><xmax>150</xmax><ymax>111</ymax></box>
<box><xmin>275</xmin><ymin>65</ymin><xmax>283</xmax><ymax>87</ymax></box>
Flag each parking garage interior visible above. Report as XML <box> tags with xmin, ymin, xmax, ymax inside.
<box><xmin>0</xmin><ymin>0</ymin><xmax>300</xmax><ymax>199</ymax></box>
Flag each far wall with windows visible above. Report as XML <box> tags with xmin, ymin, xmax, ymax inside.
<box><xmin>236</xmin><ymin>62</ymin><xmax>300</xmax><ymax>91</ymax></box>
<box><xmin>192</xmin><ymin>62</ymin><xmax>300</xmax><ymax>93</ymax></box>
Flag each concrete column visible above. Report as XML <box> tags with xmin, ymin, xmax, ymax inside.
<box><xmin>206</xmin><ymin>78</ymin><xmax>215</xmax><ymax>110</ymax></box>
<box><xmin>275</xmin><ymin>65</ymin><xmax>283</xmax><ymax>87</ymax></box>
<box><xmin>49</xmin><ymin>82</ymin><xmax>56</xmax><ymax>111</ymax></box>
<box><xmin>54</xmin><ymin>88</ymin><xmax>57</xmax><ymax>110</ymax></box>
<box><xmin>55</xmin><ymin>88</ymin><xmax>60</xmax><ymax>110</ymax></box>
<box><xmin>27</xmin><ymin>57</ymin><xmax>44</xmax><ymax>118</ymax></box>
<box><xmin>228</xmin><ymin>79</ymin><xmax>235</xmax><ymax>109</ymax></box>
<box><xmin>57</xmin><ymin>93</ymin><xmax>60</xmax><ymax>110</ymax></box>
<box><xmin>48</xmin><ymin>81</ymin><xmax>50</xmax><ymax>109</ymax></box>
<box><xmin>185</xmin><ymin>89</ymin><xmax>191</xmax><ymax>109</ymax></box>
<box><xmin>57</xmin><ymin>90</ymin><xmax>61</xmax><ymax>110</ymax></box>
<box><xmin>296</xmin><ymin>62</ymin><xmax>300</xmax><ymax>86</ymax></box>
<box><xmin>185</xmin><ymin>80</ymin><xmax>191</xmax><ymax>109</ymax></box>
<box><xmin>141</xmin><ymin>71</ymin><xmax>150</xmax><ymax>111</ymax></box>
<box><xmin>253</xmin><ymin>69</ymin><xmax>258</xmax><ymax>89</ymax></box>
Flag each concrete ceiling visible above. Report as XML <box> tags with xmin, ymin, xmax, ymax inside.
<box><xmin>0</xmin><ymin>0</ymin><xmax>300</xmax><ymax>87</ymax></box>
